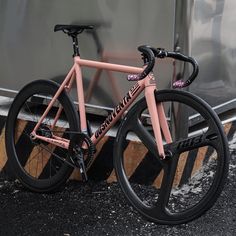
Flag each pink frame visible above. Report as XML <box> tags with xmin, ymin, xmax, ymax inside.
<box><xmin>31</xmin><ymin>56</ymin><xmax>172</xmax><ymax>158</ymax></box>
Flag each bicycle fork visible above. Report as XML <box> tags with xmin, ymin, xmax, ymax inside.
<box><xmin>144</xmin><ymin>73</ymin><xmax>172</xmax><ymax>159</ymax></box>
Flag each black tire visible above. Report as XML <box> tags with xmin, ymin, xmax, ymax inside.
<box><xmin>114</xmin><ymin>89</ymin><xmax>229</xmax><ymax>224</ymax></box>
<box><xmin>5</xmin><ymin>80</ymin><xmax>80</xmax><ymax>192</ymax></box>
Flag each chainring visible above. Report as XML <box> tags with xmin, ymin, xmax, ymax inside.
<box><xmin>68</xmin><ymin>132</ymin><xmax>95</xmax><ymax>169</ymax></box>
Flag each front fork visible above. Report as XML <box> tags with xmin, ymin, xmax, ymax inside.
<box><xmin>144</xmin><ymin>73</ymin><xmax>172</xmax><ymax>159</ymax></box>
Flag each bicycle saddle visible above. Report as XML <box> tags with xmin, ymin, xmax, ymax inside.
<box><xmin>54</xmin><ymin>24</ymin><xmax>93</xmax><ymax>34</ymax></box>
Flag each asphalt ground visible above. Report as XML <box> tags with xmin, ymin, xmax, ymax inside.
<box><xmin>0</xmin><ymin>95</ymin><xmax>235</xmax><ymax>235</ymax></box>
<box><xmin>0</xmin><ymin>148</ymin><xmax>235</xmax><ymax>236</ymax></box>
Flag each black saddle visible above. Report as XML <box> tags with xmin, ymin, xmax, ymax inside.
<box><xmin>54</xmin><ymin>24</ymin><xmax>93</xmax><ymax>35</ymax></box>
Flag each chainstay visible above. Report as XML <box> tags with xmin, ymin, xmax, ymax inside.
<box><xmin>36</xmin><ymin>144</ymin><xmax>76</xmax><ymax>168</ymax></box>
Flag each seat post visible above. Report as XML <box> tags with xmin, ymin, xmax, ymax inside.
<box><xmin>72</xmin><ymin>35</ymin><xmax>80</xmax><ymax>57</ymax></box>
<box><xmin>54</xmin><ymin>25</ymin><xmax>94</xmax><ymax>57</ymax></box>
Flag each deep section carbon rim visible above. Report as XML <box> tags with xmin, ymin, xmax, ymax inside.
<box><xmin>5</xmin><ymin>80</ymin><xmax>80</xmax><ymax>192</ymax></box>
<box><xmin>114</xmin><ymin>90</ymin><xmax>229</xmax><ymax>224</ymax></box>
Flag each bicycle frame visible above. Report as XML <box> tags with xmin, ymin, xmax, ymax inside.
<box><xmin>31</xmin><ymin>56</ymin><xmax>172</xmax><ymax>158</ymax></box>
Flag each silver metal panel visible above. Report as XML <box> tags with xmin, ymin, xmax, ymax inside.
<box><xmin>190</xmin><ymin>0</ymin><xmax>236</xmax><ymax>109</ymax></box>
<box><xmin>0</xmin><ymin>0</ymin><xmax>175</xmax><ymax>111</ymax></box>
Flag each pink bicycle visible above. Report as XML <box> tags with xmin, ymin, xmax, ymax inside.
<box><xmin>5</xmin><ymin>25</ymin><xmax>229</xmax><ymax>224</ymax></box>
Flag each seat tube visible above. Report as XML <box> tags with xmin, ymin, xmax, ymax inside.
<box><xmin>74</xmin><ymin>58</ymin><xmax>87</xmax><ymax>133</ymax></box>
<box><xmin>144</xmin><ymin>73</ymin><xmax>165</xmax><ymax>158</ymax></box>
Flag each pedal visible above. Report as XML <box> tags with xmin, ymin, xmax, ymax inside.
<box><xmin>68</xmin><ymin>132</ymin><xmax>96</xmax><ymax>182</ymax></box>
<box><xmin>75</xmin><ymin>151</ymin><xmax>88</xmax><ymax>182</ymax></box>
<box><xmin>87</xmin><ymin>120</ymin><xmax>93</xmax><ymax>137</ymax></box>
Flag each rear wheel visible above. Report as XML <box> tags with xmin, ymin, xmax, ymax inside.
<box><xmin>114</xmin><ymin>89</ymin><xmax>229</xmax><ymax>224</ymax></box>
<box><xmin>5</xmin><ymin>80</ymin><xmax>80</xmax><ymax>192</ymax></box>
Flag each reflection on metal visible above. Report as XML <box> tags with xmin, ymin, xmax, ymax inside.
<box><xmin>173</xmin><ymin>0</ymin><xmax>236</xmax><ymax>139</ymax></box>
<box><xmin>172</xmin><ymin>0</ymin><xmax>194</xmax><ymax>140</ymax></box>
<box><xmin>1</xmin><ymin>0</ymin><xmax>235</xmax><ymax>126</ymax></box>
<box><xmin>190</xmin><ymin>0</ymin><xmax>236</xmax><ymax>110</ymax></box>
<box><xmin>174</xmin><ymin>0</ymin><xmax>194</xmax><ymax>90</ymax></box>
<box><xmin>0</xmin><ymin>0</ymin><xmax>175</xmax><ymax>114</ymax></box>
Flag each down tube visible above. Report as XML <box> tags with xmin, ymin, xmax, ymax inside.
<box><xmin>91</xmin><ymin>80</ymin><xmax>145</xmax><ymax>144</ymax></box>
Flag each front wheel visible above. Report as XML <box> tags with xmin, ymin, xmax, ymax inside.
<box><xmin>114</xmin><ymin>89</ymin><xmax>229</xmax><ymax>224</ymax></box>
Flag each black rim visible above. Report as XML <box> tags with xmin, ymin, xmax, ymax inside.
<box><xmin>6</xmin><ymin>81</ymin><xmax>80</xmax><ymax>191</ymax></box>
<box><xmin>114</xmin><ymin>90</ymin><xmax>228</xmax><ymax>224</ymax></box>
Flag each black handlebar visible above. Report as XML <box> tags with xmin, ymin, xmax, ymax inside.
<box><xmin>154</xmin><ymin>48</ymin><xmax>199</xmax><ymax>88</ymax></box>
<box><xmin>128</xmin><ymin>46</ymin><xmax>199</xmax><ymax>89</ymax></box>
<box><xmin>127</xmin><ymin>46</ymin><xmax>155</xmax><ymax>81</ymax></box>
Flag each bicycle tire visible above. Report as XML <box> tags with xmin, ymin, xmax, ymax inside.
<box><xmin>113</xmin><ymin>89</ymin><xmax>229</xmax><ymax>224</ymax></box>
<box><xmin>5</xmin><ymin>80</ymin><xmax>80</xmax><ymax>192</ymax></box>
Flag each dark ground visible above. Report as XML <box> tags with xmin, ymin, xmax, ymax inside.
<box><xmin>0</xmin><ymin>151</ymin><xmax>235</xmax><ymax>236</ymax></box>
